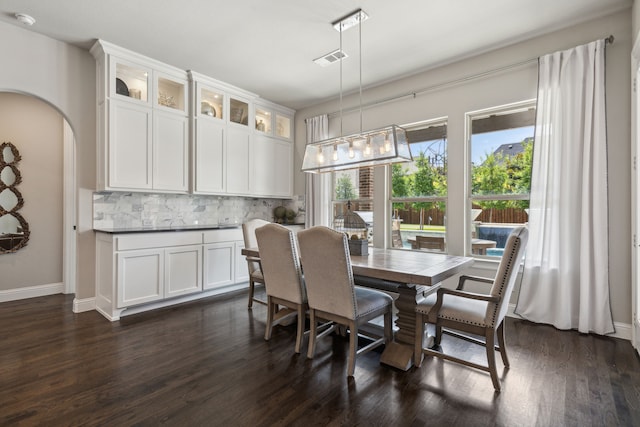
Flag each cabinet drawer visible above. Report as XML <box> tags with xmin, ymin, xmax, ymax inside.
<box><xmin>202</xmin><ymin>228</ymin><xmax>243</xmax><ymax>244</ymax></box>
<box><xmin>116</xmin><ymin>231</ymin><xmax>202</xmax><ymax>251</ymax></box>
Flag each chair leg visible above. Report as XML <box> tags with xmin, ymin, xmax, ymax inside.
<box><xmin>248</xmin><ymin>279</ymin><xmax>255</xmax><ymax>309</ymax></box>
<box><xmin>497</xmin><ymin>321</ymin><xmax>509</xmax><ymax>368</ymax></box>
<box><xmin>264</xmin><ymin>296</ymin><xmax>274</xmax><ymax>341</ymax></box>
<box><xmin>414</xmin><ymin>312</ymin><xmax>425</xmax><ymax>368</ymax></box>
<box><xmin>434</xmin><ymin>323</ymin><xmax>443</xmax><ymax>346</ymax></box>
<box><xmin>485</xmin><ymin>328</ymin><xmax>501</xmax><ymax>392</ymax></box>
<box><xmin>347</xmin><ymin>321</ymin><xmax>357</xmax><ymax>377</ymax></box>
<box><xmin>294</xmin><ymin>304</ymin><xmax>304</xmax><ymax>354</ymax></box>
<box><xmin>307</xmin><ymin>310</ymin><xmax>317</xmax><ymax>359</ymax></box>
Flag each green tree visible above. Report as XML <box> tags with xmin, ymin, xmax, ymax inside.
<box><xmin>335</xmin><ymin>173</ymin><xmax>357</xmax><ymax>200</ymax></box>
<box><xmin>472</xmin><ymin>138</ymin><xmax>533</xmax><ymax>219</ymax></box>
<box><xmin>391</xmin><ymin>163</ymin><xmax>409</xmax><ymax>212</ymax></box>
<box><xmin>410</xmin><ymin>152</ymin><xmax>446</xmax><ymax>229</ymax></box>
<box><xmin>507</xmin><ymin>138</ymin><xmax>533</xmax><ymax>209</ymax></box>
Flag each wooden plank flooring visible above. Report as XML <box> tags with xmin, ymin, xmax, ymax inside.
<box><xmin>1</xmin><ymin>291</ymin><xmax>640</xmax><ymax>426</ymax></box>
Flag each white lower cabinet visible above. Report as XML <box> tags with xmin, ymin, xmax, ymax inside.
<box><xmin>117</xmin><ymin>248</ymin><xmax>164</xmax><ymax>307</ymax></box>
<box><xmin>165</xmin><ymin>245</ymin><xmax>203</xmax><ymax>298</ymax></box>
<box><xmin>203</xmin><ymin>228</ymin><xmax>246</xmax><ymax>290</ymax></box>
<box><xmin>95</xmin><ymin>229</ymin><xmax>246</xmax><ymax>321</ymax></box>
<box><xmin>203</xmin><ymin>242</ymin><xmax>235</xmax><ymax>289</ymax></box>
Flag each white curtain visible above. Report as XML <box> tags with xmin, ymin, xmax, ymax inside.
<box><xmin>305</xmin><ymin>115</ymin><xmax>331</xmax><ymax>227</ymax></box>
<box><xmin>515</xmin><ymin>39</ymin><xmax>614</xmax><ymax>335</ymax></box>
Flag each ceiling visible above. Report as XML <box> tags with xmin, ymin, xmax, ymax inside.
<box><xmin>0</xmin><ymin>0</ymin><xmax>632</xmax><ymax>110</ymax></box>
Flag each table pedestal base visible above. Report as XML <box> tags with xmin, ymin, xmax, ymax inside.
<box><xmin>379</xmin><ymin>283</ymin><xmax>439</xmax><ymax>371</ymax></box>
<box><xmin>380</xmin><ymin>341</ymin><xmax>415</xmax><ymax>371</ymax></box>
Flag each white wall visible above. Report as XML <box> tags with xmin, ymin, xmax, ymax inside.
<box><xmin>0</xmin><ymin>93</ymin><xmax>63</xmax><ymax>290</ymax></box>
<box><xmin>0</xmin><ymin>21</ymin><xmax>96</xmax><ymax>300</ymax></box>
<box><xmin>294</xmin><ymin>10</ymin><xmax>632</xmax><ymax>325</ymax></box>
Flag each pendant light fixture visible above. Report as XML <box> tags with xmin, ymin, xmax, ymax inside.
<box><xmin>302</xmin><ymin>9</ymin><xmax>412</xmax><ymax>173</ymax></box>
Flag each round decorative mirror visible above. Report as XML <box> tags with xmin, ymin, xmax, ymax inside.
<box><xmin>0</xmin><ymin>142</ymin><xmax>29</xmax><ymax>253</ymax></box>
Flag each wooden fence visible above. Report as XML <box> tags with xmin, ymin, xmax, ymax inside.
<box><xmin>393</xmin><ymin>206</ymin><xmax>528</xmax><ymax>226</ymax></box>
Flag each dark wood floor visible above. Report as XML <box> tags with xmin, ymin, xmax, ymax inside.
<box><xmin>1</xmin><ymin>291</ymin><xmax>639</xmax><ymax>427</ymax></box>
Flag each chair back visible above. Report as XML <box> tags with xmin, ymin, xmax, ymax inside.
<box><xmin>487</xmin><ymin>226</ymin><xmax>529</xmax><ymax>325</ymax></box>
<box><xmin>416</xmin><ymin>235</ymin><xmax>445</xmax><ymax>251</ymax></box>
<box><xmin>255</xmin><ymin>223</ymin><xmax>306</xmax><ymax>304</ymax></box>
<box><xmin>242</xmin><ymin>219</ymin><xmax>270</xmax><ymax>275</ymax></box>
<box><xmin>297</xmin><ymin>226</ymin><xmax>357</xmax><ymax>320</ymax></box>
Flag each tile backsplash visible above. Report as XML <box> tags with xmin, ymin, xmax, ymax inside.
<box><xmin>93</xmin><ymin>192</ymin><xmax>305</xmax><ymax>229</ymax></box>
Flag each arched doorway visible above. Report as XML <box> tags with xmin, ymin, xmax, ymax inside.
<box><xmin>0</xmin><ymin>91</ymin><xmax>76</xmax><ymax>298</ymax></box>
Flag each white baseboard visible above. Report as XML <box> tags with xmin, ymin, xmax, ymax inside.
<box><xmin>73</xmin><ymin>297</ymin><xmax>95</xmax><ymax>313</ymax></box>
<box><xmin>507</xmin><ymin>303</ymin><xmax>631</xmax><ymax>341</ymax></box>
<box><xmin>117</xmin><ymin>283</ymin><xmax>248</xmax><ymax>319</ymax></box>
<box><xmin>0</xmin><ymin>282</ymin><xmax>64</xmax><ymax>302</ymax></box>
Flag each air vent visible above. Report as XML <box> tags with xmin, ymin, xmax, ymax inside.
<box><xmin>313</xmin><ymin>49</ymin><xmax>348</xmax><ymax>67</ymax></box>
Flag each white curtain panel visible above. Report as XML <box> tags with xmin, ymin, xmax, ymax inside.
<box><xmin>305</xmin><ymin>115</ymin><xmax>331</xmax><ymax>227</ymax></box>
<box><xmin>515</xmin><ymin>39</ymin><xmax>614</xmax><ymax>335</ymax></box>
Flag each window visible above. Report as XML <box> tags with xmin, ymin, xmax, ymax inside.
<box><xmin>390</xmin><ymin>120</ymin><xmax>447</xmax><ymax>251</ymax></box>
<box><xmin>332</xmin><ymin>167</ymin><xmax>374</xmax><ymax>241</ymax></box>
<box><xmin>468</xmin><ymin>102</ymin><xmax>535</xmax><ymax>257</ymax></box>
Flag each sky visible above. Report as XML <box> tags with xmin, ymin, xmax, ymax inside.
<box><xmin>409</xmin><ymin>125</ymin><xmax>535</xmax><ymax>165</ymax></box>
<box><xmin>470</xmin><ymin>126</ymin><xmax>534</xmax><ymax>164</ymax></box>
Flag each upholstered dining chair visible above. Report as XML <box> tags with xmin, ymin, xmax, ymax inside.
<box><xmin>414</xmin><ymin>226</ymin><xmax>528</xmax><ymax>392</ymax></box>
<box><xmin>297</xmin><ymin>226</ymin><xmax>393</xmax><ymax>377</ymax></box>
<box><xmin>255</xmin><ymin>223</ymin><xmax>308</xmax><ymax>353</ymax></box>
<box><xmin>242</xmin><ymin>219</ymin><xmax>270</xmax><ymax>308</ymax></box>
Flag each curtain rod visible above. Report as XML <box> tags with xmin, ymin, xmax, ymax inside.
<box><xmin>309</xmin><ymin>34</ymin><xmax>614</xmax><ymax>121</ymax></box>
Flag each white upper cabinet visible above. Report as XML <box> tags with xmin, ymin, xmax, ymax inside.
<box><xmin>92</xmin><ymin>40</ymin><xmax>295</xmax><ymax>198</ymax></box>
<box><xmin>92</xmin><ymin>40</ymin><xmax>189</xmax><ymax>193</ymax></box>
<box><xmin>253</xmin><ymin>134</ymin><xmax>293</xmax><ymax>198</ymax></box>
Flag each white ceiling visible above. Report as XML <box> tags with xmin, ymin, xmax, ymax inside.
<box><xmin>0</xmin><ymin>0</ymin><xmax>632</xmax><ymax>110</ymax></box>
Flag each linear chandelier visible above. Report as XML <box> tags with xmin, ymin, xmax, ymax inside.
<box><xmin>302</xmin><ymin>9</ymin><xmax>412</xmax><ymax>173</ymax></box>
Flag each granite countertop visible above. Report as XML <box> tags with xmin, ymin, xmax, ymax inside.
<box><xmin>94</xmin><ymin>224</ymin><xmax>241</xmax><ymax>234</ymax></box>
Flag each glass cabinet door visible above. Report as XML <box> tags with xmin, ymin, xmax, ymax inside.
<box><xmin>157</xmin><ymin>75</ymin><xmax>186</xmax><ymax>113</ymax></box>
<box><xmin>114</xmin><ymin>61</ymin><xmax>150</xmax><ymax>103</ymax></box>
<box><xmin>276</xmin><ymin>113</ymin><xmax>291</xmax><ymax>139</ymax></box>
<box><xmin>255</xmin><ymin>107</ymin><xmax>272</xmax><ymax>134</ymax></box>
<box><xmin>230</xmin><ymin>97</ymin><xmax>249</xmax><ymax>126</ymax></box>
<box><xmin>200</xmin><ymin>87</ymin><xmax>224</xmax><ymax>120</ymax></box>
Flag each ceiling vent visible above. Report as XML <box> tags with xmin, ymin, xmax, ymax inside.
<box><xmin>313</xmin><ymin>49</ymin><xmax>348</xmax><ymax>67</ymax></box>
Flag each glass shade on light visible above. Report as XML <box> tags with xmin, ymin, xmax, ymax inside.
<box><xmin>302</xmin><ymin>125</ymin><xmax>412</xmax><ymax>173</ymax></box>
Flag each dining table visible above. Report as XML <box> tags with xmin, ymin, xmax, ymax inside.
<box><xmin>241</xmin><ymin>246</ymin><xmax>474</xmax><ymax>371</ymax></box>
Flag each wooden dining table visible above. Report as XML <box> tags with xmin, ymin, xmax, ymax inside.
<box><xmin>241</xmin><ymin>246</ymin><xmax>474</xmax><ymax>371</ymax></box>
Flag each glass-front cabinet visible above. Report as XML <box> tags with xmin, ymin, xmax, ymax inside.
<box><xmin>155</xmin><ymin>74</ymin><xmax>187</xmax><ymax>113</ymax></box>
<box><xmin>254</xmin><ymin>102</ymin><xmax>294</xmax><ymax>141</ymax></box>
<box><xmin>255</xmin><ymin>107</ymin><xmax>272</xmax><ymax>134</ymax></box>
<box><xmin>275</xmin><ymin>113</ymin><xmax>292</xmax><ymax>139</ymax></box>
<box><xmin>229</xmin><ymin>96</ymin><xmax>250</xmax><ymax>127</ymax></box>
<box><xmin>199</xmin><ymin>87</ymin><xmax>224</xmax><ymax>121</ymax></box>
<box><xmin>113</xmin><ymin>60</ymin><xmax>151</xmax><ymax>103</ymax></box>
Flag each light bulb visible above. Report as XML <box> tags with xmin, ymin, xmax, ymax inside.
<box><xmin>379</xmin><ymin>144</ymin><xmax>385</xmax><ymax>155</ymax></box>
<box><xmin>348</xmin><ymin>142</ymin><xmax>355</xmax><ymax>159</ymax></box>
<box><xmin>364</xmin><ymin>140</ymin><xmax>371</xmax><ymax>156</ymax></box>
<box><xmin>317</xmin><ymin>147</ymin><xmax>325</xmax><ymax>163</ymax></box>
<box><xmin>384</xmin><ymin>136</ymin><xmax>391</xmax><ymax>152</ymax></box>
<box><xmin>333</xmin><ymin>145</ymin><xmax>339</xmax><ymax>161</ymax></box>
